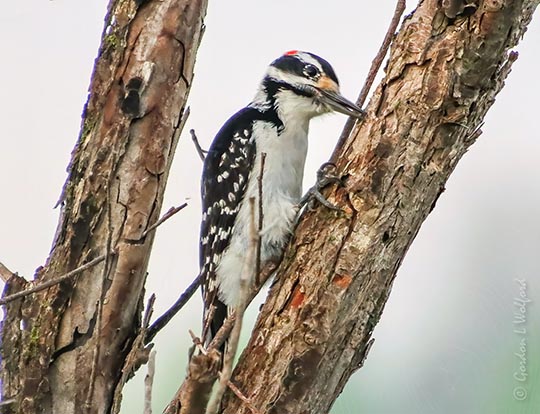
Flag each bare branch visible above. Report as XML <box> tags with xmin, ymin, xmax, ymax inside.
<box><xmin>333</xmin><ymin>0</ymin><xmax>406</xmax><ymax>160</ymax></box>
<box><xmin>189</xmin><ymin>329</ymin><xmax>206</xmax><ymax>355</ymax></box>
<box><xmin>255</xmin><ymin>153</ymin><xmax>266</xmax><ymax>285</ymax></box>
<box><xmin>0</xmin><ymin>254</ymin><xmax>109</xmax><ymax>306</ymax></box>
<box><xmin>358</xmin><ymin>0</ymin><xmax>406</xmax><ymax>107</ymax></box>
<box><xmin>144</xmin><ymin>350</ymin><xmax>157</xmax><ymax>414</ymax></box>
<box><xmin>190</xmin><ymin>129</ymin><xmax>208</xmax><ymax>162</ymax></box>
<box><xmin>201</xmin><ymin>303</ymin><xmax>217</xmax><ymax>344</ymax></box>
<box><xmin>144</xmin><ymin>275</ymin><xmax>201</xmax><ymax>345</ymax></box>
<box><xmin>207</xmin><ymin>312</ymin><xmax>236</xmax><ymax>352</ymax></box>
<box><xmin>141</xmin><ymin>203</ymin><xmax>188</xmax><ymax>238</ymax></box>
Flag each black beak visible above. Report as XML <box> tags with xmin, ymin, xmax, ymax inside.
<box><xmin>317</xmin><ymin>88</ymin><xmax>365</xmax><ymax>119</ymax></box>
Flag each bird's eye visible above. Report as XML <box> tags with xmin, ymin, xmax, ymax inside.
<box><xmin>303</xmin><ymin>64</ymin><xmax>319</xmax><ymax>79</ymax></box>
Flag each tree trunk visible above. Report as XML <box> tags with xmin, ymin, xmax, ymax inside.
<box><xmin>222</xmin><ymin>1</ymin><xmax>538</xmax><ymax>413</ymax></box>
<box><xmin>0</xmin><ymin>1</ymin><xmax>207</xmax><ymax>413</ymax></box>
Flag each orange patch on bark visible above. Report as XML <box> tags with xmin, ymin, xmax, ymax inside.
<box><xmin>290</xmin><ymin>286</ymin><xmax>305</xmax><ymax>308</ymax></box>
<box><xmin>333</xmin><ymin>274</ymin><xmax>352</xmax><ymax>289</ymax></box>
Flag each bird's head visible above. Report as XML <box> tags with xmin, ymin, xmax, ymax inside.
<box><xmin>256</xmin><ymin>50</ymin><xmax>364</xmax><ymax>120</ymax></box>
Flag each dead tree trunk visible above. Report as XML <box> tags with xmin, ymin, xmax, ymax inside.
<box><xmin>0</xmin><ymin>1</ymin><xmax>207</xmax><ymax>413</ymax></box>
<box><xmin>222</xmin><ymin>1</ymin><xmax>538</xmax><ymax>413</ymax></box>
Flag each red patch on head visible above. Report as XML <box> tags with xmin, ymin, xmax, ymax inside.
<box><xmin>284</xmin><ymin>50</ymin><xmax>298</xmax><ymax>56</ymax></box>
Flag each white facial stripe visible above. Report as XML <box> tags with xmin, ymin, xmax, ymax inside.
<box><xmin>266</xmin><ymin>66</ymin><xmax>313</xmax><ymax>87</ymax></box>
<box><xmin>294</xmin><ymin>52</ymin><xmax>324</xmax><ymax>72</ymax></box>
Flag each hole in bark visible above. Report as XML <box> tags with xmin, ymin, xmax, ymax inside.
<box><xmin>126</xmin><ymin>77</ymin><xmax>143</xmax><ymax>90</ymax></box>
<box><xmin>462</xmin><ymin>4</ymin><xmax>478</xmax><ymax>16</ymax></box>
<box><xmin>382</xmin><ymin>231</ymin><xmax>390</xmax><ymax>243</ymax></box>
<box><xmin>121</xmin><ymin>90</ymin><xmax>140</xmax><ymax>116</ymax></box>
<box><xmin>121</xmin><ymin>77</ymin><xmax>144</xmax><ymax>116</ymax></box>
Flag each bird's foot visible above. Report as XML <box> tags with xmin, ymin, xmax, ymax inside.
<box><xmin>300</xmin><ymin>162</ymin><xmax>343</xmax><ymax>211</ymax></box>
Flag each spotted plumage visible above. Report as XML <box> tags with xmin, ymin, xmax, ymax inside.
<box><xmin>200</xmin><ymin>108</ymin><xmax>259</xmax><ymax>338</ymax></box>
<box><xmin>199</xmin><ymin>51</ymin><xmax>364</xmax><ymax>346</ymax></box>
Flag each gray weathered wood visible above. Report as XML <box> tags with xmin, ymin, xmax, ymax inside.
<box><xmin>0</xmin><ymin>0</ymin><xmax>208</xmax><ymax>413</ymax></box>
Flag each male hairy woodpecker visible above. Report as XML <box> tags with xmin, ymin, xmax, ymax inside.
<box><xmin>200</xmin><ymin>50</ymin><xmax>364</xmax><ymax>343</ymax></box>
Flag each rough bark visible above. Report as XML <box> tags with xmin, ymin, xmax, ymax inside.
<box><xmin>222</xmin><ymin>1</ymin><xmax>538</xmax><ymax>413</ymax></box>
<box><xmin>0</xmin><ymin>0</ymin><xmax>207</xmax><ymax>413</ymax></box>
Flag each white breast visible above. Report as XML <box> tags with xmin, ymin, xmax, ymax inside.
<box><xmin>217</xmin><ymin>118</ymin><xmax>309</xmax><ymax>305</ymax></box>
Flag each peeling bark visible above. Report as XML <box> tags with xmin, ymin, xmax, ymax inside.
<box><xmin>0</xmin><ymin>0</ymin><xmax>207</xmax><ymax>413</ymax></box>
<box><xmin>222</xmin><ymin>1</ymin><xmax>538</xmax><ymax>413</ymax></box>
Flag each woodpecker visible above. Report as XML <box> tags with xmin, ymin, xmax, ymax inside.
<box><xmin>200</xmin><ymin>50</ymin><xmax>364</xmax><ymax>344</ymax></box>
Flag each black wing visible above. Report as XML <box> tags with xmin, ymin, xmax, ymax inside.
<box><xmin>199</xmin><ymin>107</ymin><xmax>259</xmax><ymax>341</ymax></box>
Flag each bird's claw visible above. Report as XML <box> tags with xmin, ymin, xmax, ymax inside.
<box><xmin>302</xmin><ymin>189</ymin><xmax>342</xmax><ymax>211</ymax></box>
<box><xmin>316</xmin><ymin>162</ymin><xmax>343</xmax><ymax>188</ymax></box>
<box><xmin>300</xmin><ymin>162</ymin><xmax>344</xmax><ymax>211</ymax></box>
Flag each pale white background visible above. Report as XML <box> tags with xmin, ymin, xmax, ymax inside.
<box><xmin>1</xmin><ymin>2</ymin><xmax>538</xmax><ymax>413</ymax></box>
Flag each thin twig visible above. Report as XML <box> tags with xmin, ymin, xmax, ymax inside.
<box><xmin>358</xmin><ymin>0</ymin><xmax>406</xmax><ymax>107</ymax></box>
<box><xmin>207</xmin><ymin>312</ymin><xmax>236</xmax><ymax>352</ymax></box>
<box><xmin>226</xmin><ymin>380</ymin><xmax>262</xmax><ymax>414</ymax></box>
<box><xmin>201</xmin><ymin>303</ymin><xmax>217</xmax><ymax>346</ymax></box>
<box><xmin>180</xmin><ymin>314</ymin><xmax>257</xmax><ymax>414</ymax></box>
<box><xmin>206</xmin><ymin>198</ymin><xmax>258</xmax><ymax>414</ymax></box>
<box><xmin>144</xmin><ymin>350</ymin><xmax>157</xmax><ymax>414</ymax></box>
<box><xmin>464</xmin><ymin>121</ymin><xmax>484</xmax><ymax>143</ymax></box>
<box><xmin>206</xmin><ymin>259</ymin><xmax>274</xmax><ymax>353</ymax></box>
<box><xmin>0</xmin><ymin>254</ymin><xmax>109</xmax><ymax>306</ymax></box>
<box><xmin>190</xmin><ymin>129</ymin><xmax>208</xmax><ymax>162</ymax></box>
<box><xmin>165</xmin><ymin>259</ymin><xmax>274</xmax><ymax>414</ymax></box>
<box><xmin>111</xmin><ymin>295</ymin><xmax>156</xmax><ymax>414</ymax></box>
<box><xmin>0</xmin><ymin>262</ymin><xmax>15</xmax><ymax>283</ymax></box>
<box><xmin>141</xmin><ymin>203</ymin><xmax>188</xmax><ymax>238</ymax></box>
<box><xmin>189</xmin><ymin>329</ymin><xmax>207</xmax><ymax>354</ymax></box>
<box><xmin>333</xmin><ymin>0</ymin><xmax>406</xmax><ymax>161</ymax></box>
<box><xmin>255</xmin><ymin>153</ymin><xmax>266</xmax><ymax>285</ymax></box>
<box><xmin>0</xmin><ymin>398</ymin><xmax>16</xmax><ymax>407</ymax></box>
<box><xmin>144</xmin><ymin>274</ymin><xmax>201</xmax><ymax>345</ymax></box>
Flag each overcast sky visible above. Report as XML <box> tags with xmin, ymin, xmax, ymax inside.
<box><xmin>1</xmin><ymin>2</ymin><xmax>539</xmax><ymax>413</ymax></box>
